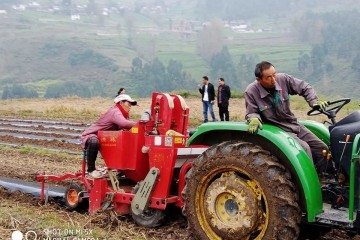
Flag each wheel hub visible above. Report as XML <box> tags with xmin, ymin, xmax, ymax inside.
<box><xmin>204</xmin><ymin>171</ymin><xmax>263</xmax><ymax>239</ymax></box>
<box><xmin>224</xmin><ymin>198</ymin><xmax>239</xmax><ymax>216</ymax></box>
<box><xmin>67</xmin><ymin>189</ymin><xmax>79</xmax><ymax>206</ymax></box>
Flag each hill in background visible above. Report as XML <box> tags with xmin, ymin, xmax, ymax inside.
<box><xmin>1</xmin><ymin>0</ymin><xmax>360</xmax><ymax>99</ymax></box>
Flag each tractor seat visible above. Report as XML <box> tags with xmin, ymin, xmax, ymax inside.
<box><xmin>188</xmin><ymin>128</ymin><xmax>197</xmax><ymax>136</ymax></box>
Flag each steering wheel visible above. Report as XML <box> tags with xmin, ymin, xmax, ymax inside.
<box><xmin>307</xmin><ymin>98</ymin><xmax>351</xmax><ymax>117</ymax></box>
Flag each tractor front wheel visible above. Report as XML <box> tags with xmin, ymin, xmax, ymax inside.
<box><xmin>184</xmin><ymin>141</ymin><xmax>301</xmax><ymax>240</ymax></box>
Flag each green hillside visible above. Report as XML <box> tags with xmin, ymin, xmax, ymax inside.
<box><xmin>0</xmin><ymin>0</ymin><xmax>360</xmax><ymax>99</ymax></box>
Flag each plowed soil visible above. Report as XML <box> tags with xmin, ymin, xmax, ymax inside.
<box><xmin>0</xmin><ymin>96</ymin><xmax>358</xmax><ymax>239</ymax></box>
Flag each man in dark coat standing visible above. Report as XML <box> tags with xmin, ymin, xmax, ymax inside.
<box><xmin>198</xmin><ymin>76</ymin><xmax>216</xmax><ymax>123</ymax></box>
<box><xmin>217</xmin><ymin>77</ymin><xmax>231</xmax><ymax>121</ymax></box>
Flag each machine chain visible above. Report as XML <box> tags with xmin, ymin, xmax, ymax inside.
<box><xmin>101</xmin><ymin>192</ymin><xmax>115</xmax><ymax>210</ymax></box>
<box><xmin>108</xmin><ymin>169</ymin><xmax>124</xmax><ymax>193</ymax></box>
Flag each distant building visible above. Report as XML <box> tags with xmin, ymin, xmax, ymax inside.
<box><xmin>71</xmin><ymin>14</ymin><xmax>80</xmax><ymax>20</ymax></box>
<box><xmin>12</xmin><ymin>5</ymin><xmax>26</xmax><ymax>11</ymax></box>
<box><xmin>263</xmin><ymin>27</ymin><xmax>272</xmax><ymax>32</ymax></box>
<box><xmin>102</xmin><ymin>8</ymin><xmax>109</xmax><ymax>16</ymax></box>
<box><xmin>231</xmin><ymin>24</ymin><xmax>248</xmax><ymax>32</ymax></box>
<box><xmin>29</xmin><ymin>2</ymin><xmax>40</xmax><ymax>7</ymax></box>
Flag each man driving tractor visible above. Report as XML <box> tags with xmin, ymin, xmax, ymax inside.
<box><xmin>244</xmin><ymin>61</ymin><xmax>330</xmax><ymax>171</ymax></box>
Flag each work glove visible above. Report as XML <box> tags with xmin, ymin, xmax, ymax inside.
<box><xmin>248</xmin><ymin>118</ymin><xmax>263</xmax><ymax>134</ymax></box>
<box><xmin>313</xmin><ymin>100</ymin><xmax>329</xmax><ymax>110</ymax></box>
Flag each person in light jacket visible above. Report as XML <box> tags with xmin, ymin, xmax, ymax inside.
<box><xmin>198</xmin><ymin>76</ymin><xmax>216</xmax><ymax>123</ymax></box>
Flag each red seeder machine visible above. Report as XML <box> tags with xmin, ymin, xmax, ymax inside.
<box><xmin>37</xmin><ymin>92</ymin><xmax>207</xmax><ymax>227</ymax></box>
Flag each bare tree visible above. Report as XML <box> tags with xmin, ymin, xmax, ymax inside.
<box><xmin>125</xmin><ymin>15</ymin><xmax>135</xmax><ymax>48</ymax></box>
<box><xmin>196</xmin><ymin>19</ymin><xmax>224</xmax><ymax>62</ymax></box>
<box><xmin>87</xmin><ymin>0</ymin><xmax>98</xmax><ymax>15</ymax></box>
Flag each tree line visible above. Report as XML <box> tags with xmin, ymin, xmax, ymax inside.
<box><xmin>2</xmin><ymin>9</ymin><xmax>360</xmax><ymax>99</ymax></box>
<box><xmin>1</xmin><ymin>57</ymin><xmax>197</xmax><ymax>99</ymax></box>
<box><xmin>293</xmin><ymin>10</ymin><xmax>360</xmax><ymax>91</ymax></box>
<box><xmin>196</xmin><ymin>0</ymin><xmax>339</xmax><ymax>21</ymax></box>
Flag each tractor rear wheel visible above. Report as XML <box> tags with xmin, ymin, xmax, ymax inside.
<box><xmin>64</xmin><ymin>183</ymin><xmax>88</xmax><ymax>211</ymax></box>
<box><xmin>183</xmin><ymin>141</ymin><xmax>301</xmax><ymax>240</ymax></box>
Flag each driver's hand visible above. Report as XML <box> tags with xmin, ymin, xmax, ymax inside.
<box><xmin>248</xmin><ymin>118</ymin><xmax>263</xmax><ymax>134</ymax></box>
<box><xmin>313</xmin><ymin>100</ymin><xmax>329</xmax><ymax>110</ymax></box>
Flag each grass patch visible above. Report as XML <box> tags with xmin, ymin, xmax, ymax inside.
<box><xmin>44</xmin><ymin>106</ymin><xmax>99</xmax><ymax>120</ymax></box>
<box><xmin>172</xmin><ymin>89</ymin><xmax>244</xmax><ymax>99</ymax></box>
<box><xmin>0</xmin><ymin>198</ymin><xmax>147</xmax><ymax>239</ymax></box>
<box><xmin>2</xmin><ymin>145</ymin><xmax>75</xmax><ymax>159</ymax></box>
<box><xmin>170</xmin><ymin>90</ymin><xmax>199</xmax><ymax>98</ymax></box>
<box><xmin>24</xmin><ymin>79</ymin><xmax>63</xmax><ymax>97</ymax></box>
<box><xmin>0</xmin><ymin>96</ymin><xmax>358</xmax><ymax>128</ymax></box>
<box><xmin>17</xmin><ymin>110</ymin><xmax>35</xmax><ymax>115</ymax></box>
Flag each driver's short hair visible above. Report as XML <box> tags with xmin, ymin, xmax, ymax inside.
<box><xmin>255</xmin><ymin>61</ymin><xmax>274</xmax><ymax>78</ymax></box>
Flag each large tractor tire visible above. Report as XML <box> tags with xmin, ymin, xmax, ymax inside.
<box><xmin>183</xmin><ymin>141</ymin><xmax>301</xmax><ymax>240</ymax></box>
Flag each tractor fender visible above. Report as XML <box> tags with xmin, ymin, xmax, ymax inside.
<box><xmin>187</xmin><ymin>121</ymin><xmax>323</xmax><ymax>222</ymax></box>
<box><xmin>300</xmin><ymin>120</ymin><xmax>330</xmax><ymax>146</ymax></box>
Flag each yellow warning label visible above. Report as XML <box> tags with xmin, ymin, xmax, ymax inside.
<box><xmin>131</xmin><ymin>127</ymin><xmax>139</xmax><ymax>134</ymax></box>
<box><xmin>174</xmin><ymin>137</ymin><xmax>182</xmax><ymax>144</ymax></box>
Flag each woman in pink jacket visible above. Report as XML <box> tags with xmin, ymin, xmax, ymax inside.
<box><xmin>81</xmin><ymin>94</ymin><xmax>137</xmax><ymax>178</ymax></box>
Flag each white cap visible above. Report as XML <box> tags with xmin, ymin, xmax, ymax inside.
<box><xmin>114</xmin><ymin>94</ymin><xmax>137</xmax><ymax>106</ymax></box>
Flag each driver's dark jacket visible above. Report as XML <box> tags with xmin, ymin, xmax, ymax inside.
<box><xmin>245</xmin><ymin>73</ymin><xmax>319</xmax><ymax>133</ymax></box>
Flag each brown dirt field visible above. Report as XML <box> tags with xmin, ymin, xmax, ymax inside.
<box><xmin>0</xmin><ymin>188</ymin><xmax>190</xmax><ymax>240</ymax></box>
<box><xmin>0</xmin><ymin>96</ymin><xmax>357</xmax><ymax>239</ymax></box>
<box><xmin>0</xmin><ymin>147</ymin><xmax>191</xmax><ymax>239</ymax></box>
<box><xmin>0</xmin><ymin>147</ymin><xmax>358</xmax><ymax>239</ymax></box>
<box><xmin>0</xmin><ymin>135</ymin><xmax>80</xmax><ymax>152</ymax></box>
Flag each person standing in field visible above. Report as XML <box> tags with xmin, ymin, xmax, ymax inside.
<box><xmin>116</xmin><ymin>87</ymin><xmax>126</xmax><ymax>97</ymax></box>
<box><xmin>217</xmin><ymin>77</ymin><xmax>231</xmax><ymax>121</ymax></box>
<box><xmin>198</xmin><ymin>76</ymin><xmax>216</xmax><ymax>123</ymax></box>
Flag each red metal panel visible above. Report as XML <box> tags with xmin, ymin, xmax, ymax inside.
<box><xmin>148</xmin><ymin>92</ymin><xmax>190</xmax><ymax>136</ymax></box>
<box><xmin>150</xmin><ymin>93</ymin><xmax>172</xmax><ymax>135</ymax></box>
<box><xmin>171</xmin><ymin>96</ymin><xmax>190</xmax><ymax>136</ymax></box>
<box><xmin>147</xmin><ymin>145</ymin><xmax>179</xmax><ymax>198</ymax></box>
<box><xmin>113</xmin><ymin>202</ymin><xmax>130</xmax><ymax>215</ymax></box>
<box><xmin>142</xmin><ymin>135</ymin><xmax>190</xmax><ymax>200</ymax></box>
<box><xmin>98</xmin><ymin>123</ymin><xmax>149</xmax><ymax>182</ymax></box>
<box><xmin>89</xmin><ymin>178</ymin><xmax>108</xmax><ymax>214</ymax></box>
<box><xmin>176</xmin><ymin>162</ymin><xmax>193</xmax><ymax>207</ymax></box>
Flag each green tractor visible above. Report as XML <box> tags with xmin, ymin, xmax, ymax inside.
<box><xmin>183</xmin><ymin>98</ymin><xmax>360</xmax><ymax>239</ymax></box>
